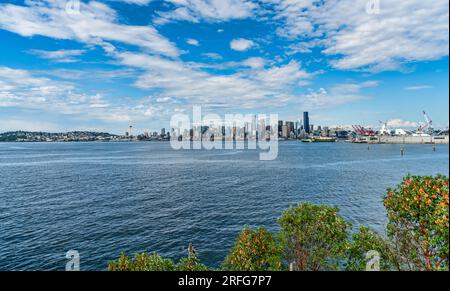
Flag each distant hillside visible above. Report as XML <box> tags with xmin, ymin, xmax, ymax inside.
<box><xmin>0</xmin><ymin>131</ymin><xmax>117</xmax><ymax>142</ymax></box>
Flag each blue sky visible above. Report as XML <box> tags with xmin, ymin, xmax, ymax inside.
<box><xmin>0</xmin><ymin>0</ymin><xmax>448</xmax><ymax>134</ymax></box>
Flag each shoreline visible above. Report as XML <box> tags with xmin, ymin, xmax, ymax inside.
<box><xmin>1</xmin><ymin>139</ymin><xmax>448</xmax><ymax>144</ymax></box>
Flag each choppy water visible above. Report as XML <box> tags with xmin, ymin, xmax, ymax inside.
<box><xmin>0</xmin><ymin>142</ymin><xmax>448</xmax><ymax>270</ymax></box>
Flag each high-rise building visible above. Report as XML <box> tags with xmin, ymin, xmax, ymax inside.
<box><xmin>161</xmin><ymin>128</ymin><xmax>166</xmax><ymax>137</ymax></box>
<box><xmin>282</xmin><ymin>125</ymin><xmax>289</xmax><ymax>138</ymax></box>
<box><xmin>244</xmin><ymin>122</ymin><xmax>250</xmax><ymax>138</ymax></box>
<box><xmin>303</xmin><ymin>112</ymin><xmax>310</xmax><ymax>134</ymax></box>
<box><xmin>278</xmin><ymin>120</ymin><xmax>283</xmax><ymax>136</ymax></box>
<box><xmin>251</xmin><ymin>115</ymin><xmax>257</xmax><ymax>136</ymax></box>
<box><xmin>258</xmin><ymin>118</ymin><xmax>265</xmax><ymax>139</ymax></box>
<box><xmin>323</xmin><ymin>126</ymin><xmax>329</xmax><ymax>137</ymax></box>
<box><xmin>286</xmin><ymin>121</ymin><xmax>295</xmax><ymax>136</ymax></box>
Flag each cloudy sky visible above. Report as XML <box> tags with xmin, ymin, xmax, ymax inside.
<box><xmin>0</xmin><ymin>0</ymin><xmax>448</xmax><ymax>134</ymax></box>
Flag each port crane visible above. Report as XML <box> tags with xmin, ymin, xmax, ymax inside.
<box><xmin>416</xmin><ymin>111</ymin><xmax>433</xmax><ymax>134</ymax></box>
<box><xmin>352</xmin><ymin>125</ymin><xmax>375</xmax><ymax>136</ymax></box>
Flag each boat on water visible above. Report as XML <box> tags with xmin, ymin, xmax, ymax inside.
<box><xmin>301</xmin><ymin>137</ymin><xmax>336</xmax><ymax>143</ymax></box>
<box><xmin>312</xmin><ymin>137</ymin><xmax>337</xmax><ymax>142</ymax></box>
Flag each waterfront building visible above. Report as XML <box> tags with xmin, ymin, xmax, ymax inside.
<box><xmin>303</xmin><ymin>112</ymin><xmax>310</xmax><ymax>134</ymax></box>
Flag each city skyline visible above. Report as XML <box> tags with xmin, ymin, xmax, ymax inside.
<box><xmin>0</xmin><ymin>0</ymin><xmax>449</xmax><ymax>135</ymax></box>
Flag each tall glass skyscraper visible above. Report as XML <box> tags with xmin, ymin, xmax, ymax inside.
<box><xmin>303</xmin><ymin>112</ymin><xmax>310</xmax><ymax>134</ymax></box>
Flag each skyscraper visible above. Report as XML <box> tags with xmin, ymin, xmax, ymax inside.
<box><xmin>278</xmin><ymin>120</ymin><xmax>283</xmax><ymax>137</ymax></box>
<box><xmin>282</xmin><ymin>125</ymin><xmax>288</xmax><ymax>138</ymax></box>
<box><xmin>303</xmin><ymin>112</ymin><xmax>310</xmax><ymax>134</ymax></box>
<box><xmin>286</xmin><ymin>121</ymin><xmax>295</xmax><ymax>137</ymax></box>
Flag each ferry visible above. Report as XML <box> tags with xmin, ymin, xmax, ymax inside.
<box><xmin>301</xmin><ymin>137</ymin><xmax>336</xmax><ymax>143</ymax></box>
<box><xmin>312</xmin><ymin>137</ymin><xmax>337</xmax><ymax>142</ymax></box>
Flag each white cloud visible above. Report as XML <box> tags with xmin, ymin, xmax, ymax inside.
<box><xmin>230</xmin><ymin>38</ymin><xmax>255</xmax><ymax>51</ymax></box>
<box><xmin>0</xmin><ymin>66</ymin><xmax>158</xmax><ymax>123</ymax></box>
<box><xmin>301</xmin><ymin>81</ymin><xmax>379</xmax><ymax>109</ymax></box>
<box><xmin>286</xmin><ymin>42</ymin><xmax>314</xmax><ymax>55</ymax></box>
<box><xmin>114</xmin><ymin>51</ymin><xmax>312</xmax><ymax>110</ymax></box>
<box><xmin>35</xmin><ymin>68</ymin><xmax>138</xmax><ymax>81</ymax></box>
<box><xmin>0</xmin><ymin>66</ymin><xmax>108</xmax><ymax>113</ymax></box>
<box><xmin>202</xmin><ymin>53</ymin><xmax>222</xmax><ymax>60</ymax></box>
<box><xmin>28</xmin><ymin>49</ymin><xmax>86</xmax><ymax>63</ymax></box>
<box><xmin>155</xmin><ymin>96</ymin><xmax>175</xmax><ymax>103</ymax></box>
<box><xmin>386</xmin><ymin>119</ymin><xmax>418</xmax><ymax>128</ymax></box>
<box><xmin>254</xmin><ymin>61</ymin><xmax>309</xmax><ymax>88</ymax></box>
<box><xmin>242</xmin><ymin>57</ymin><xmax>265</xmax><ymax>69</ymax></box>
<box><xmin>404</xmin><ymin>85</ymin><xmax>433</xmax><ymax>91</ymax></box>
<box><xmin>155</xmin><ymin>0</ymin><xmax>257</xmax><ymax>24</ymax></box>
<box><xmin>0</xmin><ymin>119</ymin><xmax>61</xmax><ymax>132</ymax></box>
<box><xmin>186</xmin><ymin>38</ymin><xmax>200</xmax><ymax>46</ymax></box>
<box><xmin>1</xmin><ymin>0</ymin><xmax>425</xmax><ymax>129</ymax></box>
<box><xmin>267</xmin><ymin>0</ymin><xmax>449</xmax><ymax>71</ymax></box>
<box><xmin>116</xmin><ymin>0</ymin><xmax>153</xmax><ymax>5</ymax></box>
<box><xmin>0</xmin><ymin>0</ymin><xmax>179</xmax><ymax>57</ymax></box>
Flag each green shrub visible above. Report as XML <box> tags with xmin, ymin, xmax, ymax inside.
<box><xmin>345</xmin><ymin>226</ymin><xmax>395</xmax><ymax>271</ymax></box>
<box><xmin>222</xmin><ymin>227</ymin><xmax>282</xmax><ymax>271</ymax></box>
<box><xmin>108</xmin><ymin>244</ymin><xmax>210</xmax><ymax>271</ymax></box>
<box><xmin>278</xmin><ymin>203</ymin><xmax>350</xmax><ymax>271</ymax></box>
<box><xmin>384</xmin><ymin>175</ymin><xmax>449</xmax><ymax>271</ymax></box>
<box><xmin>108</xmin><ymin>252</ymin><xmax>176</xmax><ymax>271</ymax></box>
<box><xmin>177</xmin><ymin>246</ymin><xmax>210</xmax><ymax>271</ymax></box>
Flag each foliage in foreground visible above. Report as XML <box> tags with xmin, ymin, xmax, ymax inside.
<box><xmin>278</xmin><ymin>203</ymin><xmax>350</xmax><ymax>271</ymax></box>
<box><xmin>344</xmin><ymin>226</ymin><xmax>395</xmax><ymax>271</ymax></box>
<box><xmin>384</xmin><ymin>175</ymin><xmax>449</xmax><ymax>271</ymax></box>
<box><xmin>222</xmin><ymin>227</ymin><xmax>282</xmax><ymax>271</ymax></box>
<box><xmin>108</xmin><ymin>249</ymin><xmax>208</xmax><ymax>271</ymax></box>
<box><xmin>109</xmin><ymin>175</ymin><xmax>449</xmax><ymax>271</ymax></box>
<box><xmin>108</xmin><ymin>253</ymin><xmax>176</xmax><ymax>271</ymax></box>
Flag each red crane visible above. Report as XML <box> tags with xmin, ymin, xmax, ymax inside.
<box><xmin>352</xmin><ymin>125</ymin><xmax>375</xmax><ymax>136</ymax></box>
